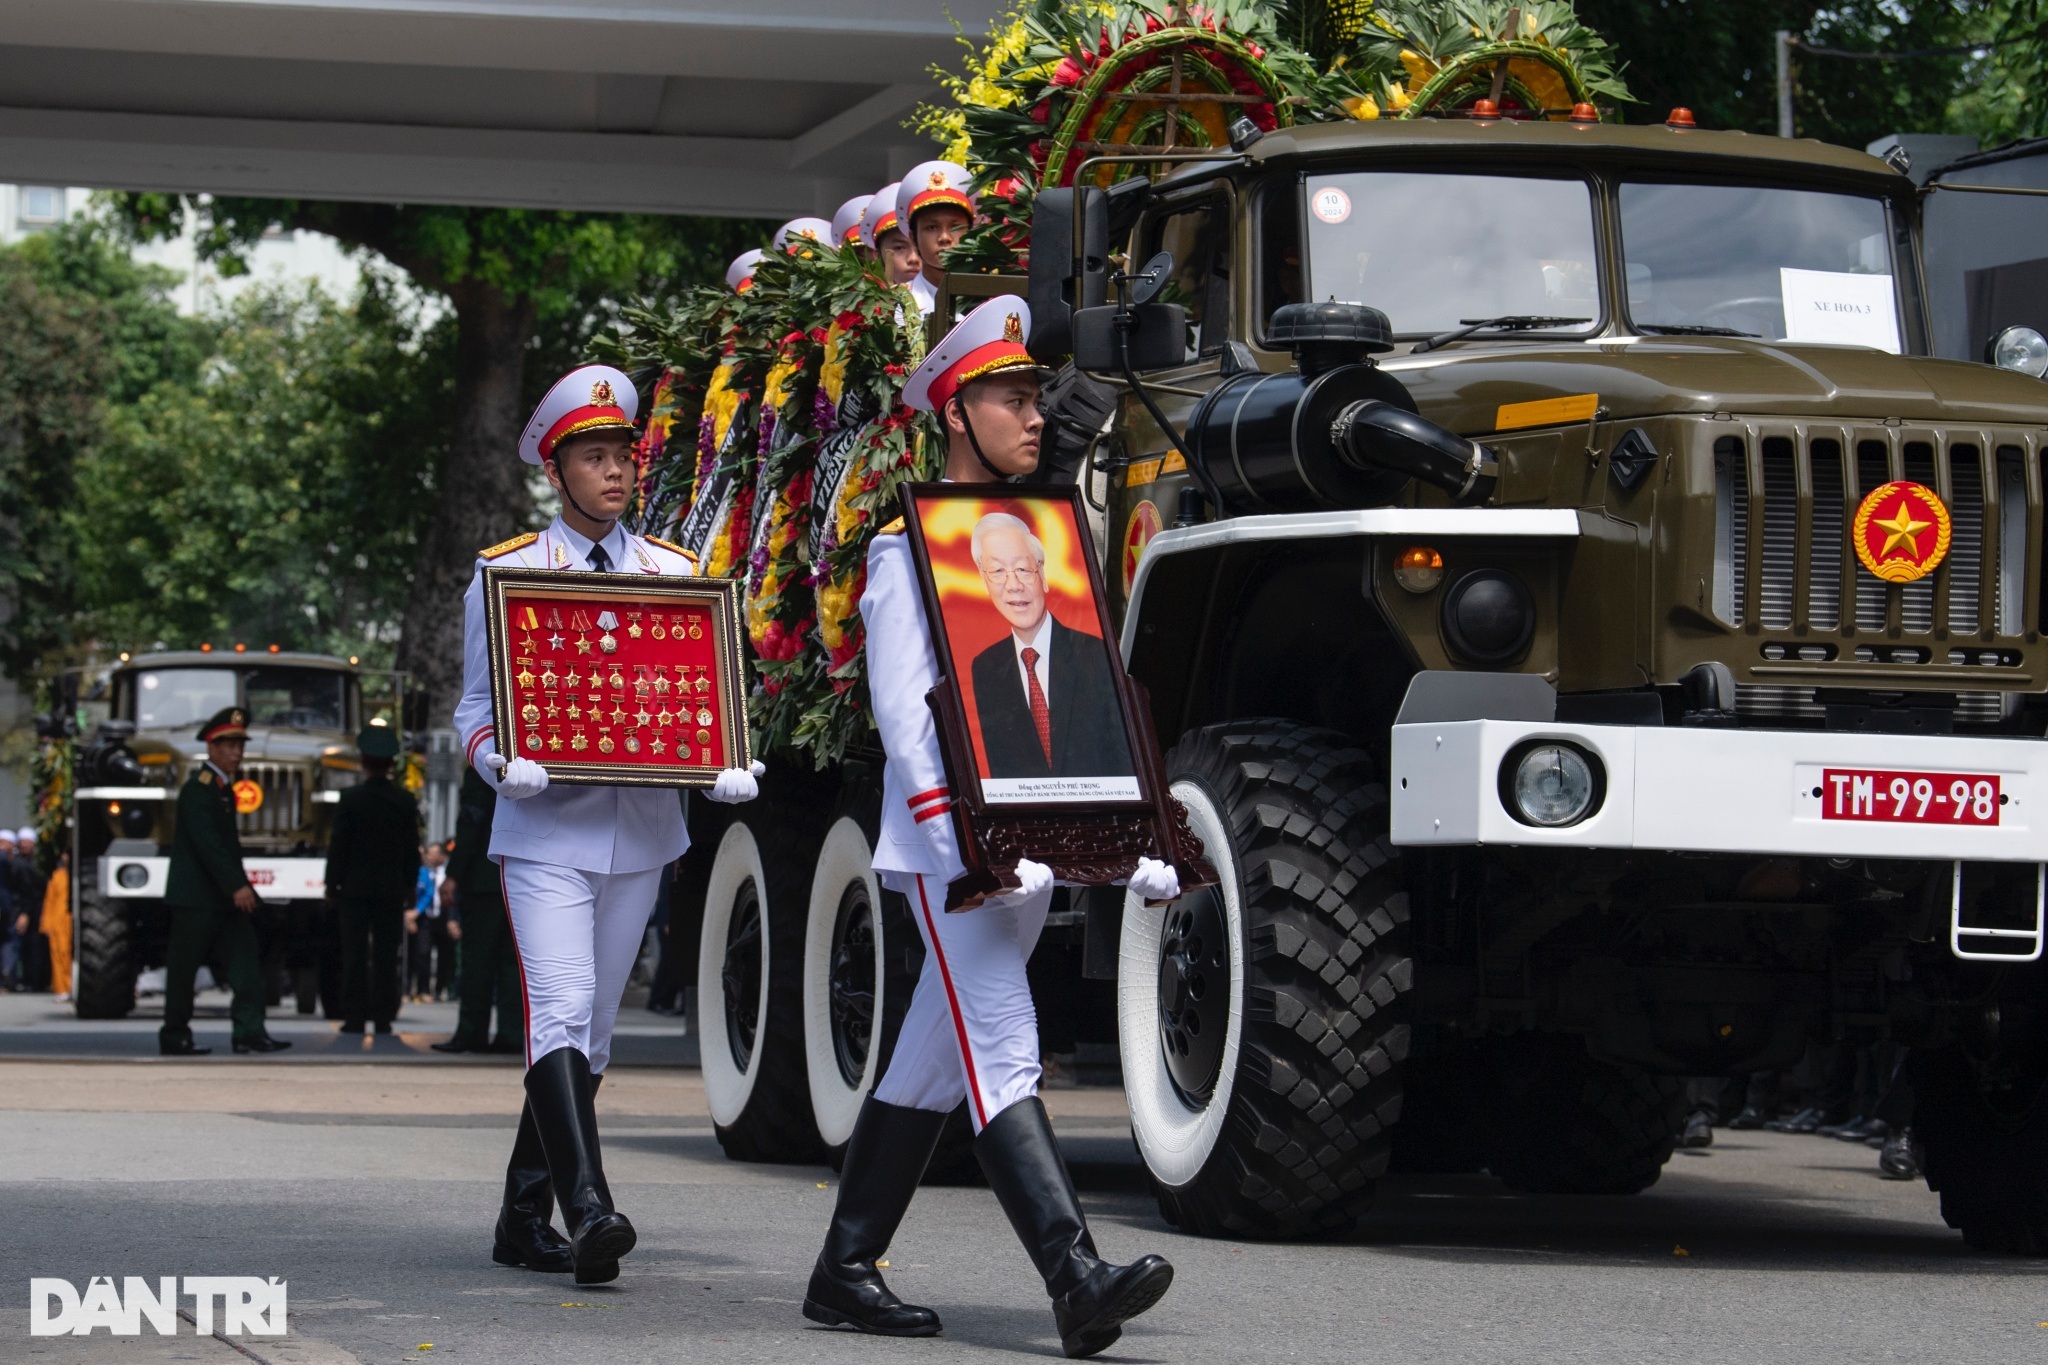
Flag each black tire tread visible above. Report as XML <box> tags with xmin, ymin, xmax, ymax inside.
<box><xmin>1153</xmin><ymin>720</ymin><xmax>1412</xmax><ymax>1240</ymax></box>
<box><xmin>1913</xmin><ymin>1044</ymin><xmax>2048</xmax><ymax>1255</ymax></box>
<box><xmin>1485</xmin><ymin>1034</ymin><xmax>1683</xmax><ymax>1195</ymax></box>
<box><xmin>712</xmin><ymin>799</ymin><xmax>828</xmax><ymax>1164</ymax></box>
<box><xmin>73</xmin><ymin>869</ymin><xmax>136</xmax><ymax>1020</ymax></box>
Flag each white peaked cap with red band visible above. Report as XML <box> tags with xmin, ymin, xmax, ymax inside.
<box><xmin>725</xmin><ymin>249</ymin><xmax>766</xmax><ymax>293</ymax></box>
<box><xmin>896</xmin><ymin>161</ymin><xmax>975</xmax><ymax>228</ymax></box>
<box><xmin>519</xmin><ymin>364</ymin><xmax>639</xmax><ymax>466</ymax></box>
<box><xmin>831</xmin><ymin>195</ymin><xmax>874</xmax><ymax>247</ymax></box>
<box><xmin>862</xmin><ymin>182</ymin><xmax>903</xmax><ymax>249</ymax></box>
<box><xmin>903</xmin><ymin>294</ymin><xmax>1037</xmax><ymax>414</ymax></box>
<box><xmin>773</xmin><ymin>217</ymin><xmax>834</xmax><ymax>251</ymax></box>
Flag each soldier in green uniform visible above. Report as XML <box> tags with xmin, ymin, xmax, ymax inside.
<box><xmin>160</xmin><ymin>707</ymin><xmax>290</xmax><ymax>1056</ymax></box>
<box><xmin>325</xmin><ymin>723</ymin><xmax>421</xmax><ymax>1035</ymax></box>
<box><xmin>432</xmin><ymin>766</ymin><xmax>523</xmax><ymax>1054</ymax></box>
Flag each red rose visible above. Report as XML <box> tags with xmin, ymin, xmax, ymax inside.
<box><xmin>1029</xmin><ymin>98</ymin><xmax>1051</xmax><ymax>124</ymax></box>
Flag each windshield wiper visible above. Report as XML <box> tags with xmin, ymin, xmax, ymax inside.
<box><xmin>1636</xmin><ymin>323</ymin><xmax>1759</xmax><ymax>337</ymax></box>
<box><xmin>1410</xmin><ymin>315</ymin><xmax>1591</xmax><ymax>355</ymax></box>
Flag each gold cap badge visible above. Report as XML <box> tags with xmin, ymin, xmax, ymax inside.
<box><xmin>1003</xmin><ymin>313</ymin><xmax>1023</xmax><ymax>344</ymax></box>
<box><xmin>590</xmin><ymin>379</ymin><xmax>617</xmax><ymax>407</ymax></box>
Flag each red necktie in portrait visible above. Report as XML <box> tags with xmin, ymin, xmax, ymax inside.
<box><xmin>1021</xmin><ymin>646</ymin><xmax>1052</xmax><ymax>767</ymax></box>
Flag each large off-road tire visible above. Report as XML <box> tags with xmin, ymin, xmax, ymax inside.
<box><xmin>803</xmin><ymin>815</ymin><xmax>922</xmax><ymax>1149</ymax></box>
<box><xmin>1913</xmin><ymin>1042</ymin><xmax>2048</xmax><ymax>1254</ymax></box>
<box><xmin>1122</xmin><ymin>720</ymin><xmax>1412</xmax><ymax>1239</ymax></box>
<box><xmin>74</xmin><ymin>868</ymin><xmax>137</xmax><ymax>1020</ymax></box>
<box><xmin>1484</xmin><ymin>1033</ymin><xmax>1683</xmax><ymax>1195</ymax></box>
<box><xmin>699</xmin><ymin>807</ymin><xmax>827</xmax><ymax>1163</ymax></box>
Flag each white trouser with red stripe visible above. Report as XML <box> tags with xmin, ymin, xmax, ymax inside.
<box><xmin>499</xmin><ymin>856</ymin><xmax>661</xmax><ymax>1075</ymax></box>
<box><xmin>871</xmin><ymin>872</ymin><xmax>1055</xmax><ymax>1131</ymax></box>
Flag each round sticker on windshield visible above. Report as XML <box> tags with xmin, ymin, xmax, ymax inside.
<box><xmin>1311</xmin><ymin>187</ymin><xmax>1351</xmax><ymax>224</ymax></box>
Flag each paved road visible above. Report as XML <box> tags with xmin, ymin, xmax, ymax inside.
<box><xmin>1</xmin><ymin>1001</ymin><xmax>2043</xmax><ymax>1365</ymax></box>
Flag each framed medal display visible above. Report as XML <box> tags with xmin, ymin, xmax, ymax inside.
<box><xmin>481</xmin><ymin>567</ymin><xmax>750</xmax><ymax>787</ymax></box>
<box><xmin>898</xmin><ymin>482</ymin><xmax>1215</xmax><ymax>910</ymax></box>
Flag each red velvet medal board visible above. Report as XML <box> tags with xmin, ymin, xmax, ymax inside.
<box><xmin>482</xmin><ymin>567</ymin><xmax>750</xmax><ymax>787</ymax></box>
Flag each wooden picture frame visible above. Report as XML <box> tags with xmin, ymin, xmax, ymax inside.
<box><xmin>900</xmin><ymin>482</ymin><xmax>1214</xmax><ymax>909</ymax></box>
<box><xmin>482</xmin><ymin>566</ymin><xmax>750</xmax><ymax>787</ymax></box>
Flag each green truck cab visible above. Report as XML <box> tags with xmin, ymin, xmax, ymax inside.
<box><xmin>69</xmin><ymin>651</ymin><xmax>386</xmax><ymax>1019</ymax></box>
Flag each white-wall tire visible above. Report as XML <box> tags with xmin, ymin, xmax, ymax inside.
<box><xmin>699</xmin><ymin>820</ymin><xmax>767</xmax><ymax>1127</ymax></box>
<box><xmin>1120</xmin><ymin>776</ymin><xmax>1245</xmax><ymax>1188</ymax></box>
<box><xmin>803</xmin><ymin>817</ymin><xmax>887</xmax><ymax>1148</ymax></box>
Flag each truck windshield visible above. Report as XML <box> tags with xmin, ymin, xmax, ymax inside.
<box><xmin>134</xmin><ymin>669</ymin><xmax>237</xmax><ymax>730</ymax></box>
<box><xmin>244</xmin><ymin>668</ymin><xmax>347</xmax><ymax>730</ymax></box>
<box><xmin>1303</xmin><ymin>171</ymin><xmax>1601</xmax><ymax>336</ymax></box>
<box><xmin>1619</xmin><ymin>183</ymin><xmax>1900</xmax><ymax>350</ymax></box>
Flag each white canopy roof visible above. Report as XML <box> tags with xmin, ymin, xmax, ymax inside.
<box><xmin>0</xmin><ymin>0</ymin><xmax>998</xmax><ymax>217</ymax></box>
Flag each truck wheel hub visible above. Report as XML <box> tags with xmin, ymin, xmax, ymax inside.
<box><xmin>827</xmin><ymin>882</ymin><xmax>876</xmax><ymax>1087</ymax></box>
<box><xmin>1157</xmin><ymin>885</ymin><xmax>1229</xmax><ymax>1104</ymax></box>
<box><xmin>721</xmin><ymin>879</ymin><xmax>763</xmax><ymax>1071</ymax></box>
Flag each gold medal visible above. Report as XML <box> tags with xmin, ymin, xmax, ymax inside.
<box><xmin>627</xmin><ymin>612</ymin><xmax>643</xmax><ymax>640</ymax></box>
<box><xmin>651</xmin><ymin>622</ymin><xmax>666</xmax><ymax>640</ymax></box>
<box><xmin>598</xmin><ymin>734</ymin><xmax>614</xmax><ymax>755</ymax></box>
<box><xmin>547</xmin><ymin>729</ymin><xmax>563</xmax><ymax>752</ymax></box>
<box><xmin>571</xmin><ymin>731</ymin><xmax>588</xmax><ymax>752</ymax></box>
<box><xmin>521</xmin><ymin>703</ymin><xmax>540</xmax><ymax>724</ymax></box>
<box><xmin>651</xmin><ymin>737</ymin><xmax>666</xmax><ymax>755</ymax></box>
<box><xmin>696</xmin><ymin>728</ymin><xmax>711</xmax><ymax>745</ymax></box>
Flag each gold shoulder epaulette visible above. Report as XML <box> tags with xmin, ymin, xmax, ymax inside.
<box><xmin>197</xmin><ymin>768</ymin><xmax>214</xmax><ymax>785</ymax></box>
<box><xmin>877</xmin><ymin>517</ymin><xmax>906</xmax><ymax>536</ymax></box>
<box><xmin>643</xmin><ymin>535</ymin><xmax>699</xmax><ymax>563</ymax></box>
<box><xmin>479</xmin><ymin>532</ymin><xmax>539</xmax><ymax>560</ymax></box>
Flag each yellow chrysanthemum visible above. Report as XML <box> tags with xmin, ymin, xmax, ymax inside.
<box><xmin>821</xmin><ymin>323</ymin><xmax>849</xmax><ymax>408</ymax></box>
<box><xmin>705</xmin><ymin>363</ymin><xmax>740</xmax><ymax>452</ymax></box>
<box><xmin>1341</xmin><ymin>94</ymin><xmax>1380</xmax><ymax>120</ymax></box>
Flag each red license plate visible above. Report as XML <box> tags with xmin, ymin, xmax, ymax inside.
<box><xmin>1820</xmin><ymin>768</ymin><xmax>2002</xmax><ymax>825</ymax></box>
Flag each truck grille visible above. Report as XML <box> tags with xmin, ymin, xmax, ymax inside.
<box><xmin>1711</xmin><ymin>421</ymin><xmax>2043</xmax><ymax>711</ymax></box>
<box><xmin>236</xmin><ymin>763</ymin><xmax>306</xmax><ymax>840</ymax></box>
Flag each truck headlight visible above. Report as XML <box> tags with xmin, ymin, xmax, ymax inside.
<box><xmin>1441</xmin><ymin>570</ymin><xmax>1534</xmax><ymax>664</ymax></box>
<box><xmin>1503</xmin><ymin>741</ymin><xmax>1603</xmax><ymax>827</ymax></box>
<box><xmin>1989</xmin><ymin>326</ymin><xmax>2048</xmax><ymax>378</ymax></box>
<box><xmin>116</xmin><ymin>862</ymin><xmax>150</xmax><ymax>889</ymax></box>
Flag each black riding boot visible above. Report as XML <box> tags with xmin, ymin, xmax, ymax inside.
<box><xmin>803</xmin><ymin>1097</ymin><xmax>948</xmax><ymax>1336</ymax></box>
<box><xmin>524</xmin><ymin>1047</ymin><xmax>636</xmax><ymax>1284</ymax></box>
<box><xmin>492</xmin><ymin>1099</ymin><xmax>574</xmax><ymax>1271</ymax></box>
<box><xmin>974</xmin><ymin>1097</ymin><xmax>1173</xmax><ymax>1359</ymax></box>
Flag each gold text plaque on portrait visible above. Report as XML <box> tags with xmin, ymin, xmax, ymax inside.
<box><xmin>482</xmin><ymin>567</ymin><xmax>750</xmax><ymax>787</ymax></box>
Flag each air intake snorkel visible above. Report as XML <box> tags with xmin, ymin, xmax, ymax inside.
<box><xmin>1188</xmin><ymin>302</ymin><xmax>1497</xmax><ymax>512</ymax></box>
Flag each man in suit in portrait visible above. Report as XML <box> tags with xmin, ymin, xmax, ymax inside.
<box><xmin>966</xmin><ymin>513</ymin><xmax>1134</xmax><ymax>781</ymax></box>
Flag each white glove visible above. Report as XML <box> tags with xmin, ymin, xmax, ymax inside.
<box><xmin>485</xmin><ymin>753</ymin><xmax>549</xmax><ymax>801</ymax></box>
<box><xmin>707</xmin><ymin>760</ymin><xmax>767</xmax><ymax>805</ymax></box>
<box><xmin>1008</xmin><ymin>858</ymin><xmax>1054</xmax><ymax>899</ymax></box>
<box><xmin>1126</xmin><ymin>856</ymin><xmax>1181</xmax><ymax>902</ymax></box>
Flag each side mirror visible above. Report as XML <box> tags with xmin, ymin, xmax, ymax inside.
<box><xmin>1072</xmin><ymin>303</ymin><xmax>1187</xmax><ymax>373</ymax></box>
<box><xmin>1027</xmin><ymin>188</ymin><xmax>1107</xmax><ymax>362</ymax></box>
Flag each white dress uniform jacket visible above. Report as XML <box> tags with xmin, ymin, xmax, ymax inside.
<box><xmin>862</xmin><ymin>530</ymin><xmax>965</xmax><ymax>888</ymax></box>
<box><xmin>455</xmin><ymin>515</ymin><xmax>696</xmax><ymax>874</ymax></box>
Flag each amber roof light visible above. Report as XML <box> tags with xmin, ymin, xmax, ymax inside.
<box><xmin>1667</xmin><ymin>107</ymin><xmax>1697</xmax><ymax>128</ymax></box>
<box><xmin>1568</xmin><ymin>103</ymin><xmax>1599</xmax><ymax>124</ymax></box>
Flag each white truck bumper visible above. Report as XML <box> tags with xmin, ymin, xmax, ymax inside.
<box><xmin>1391</xmin><ymin>721</ymin><xmax>2047</xmax><ymax>863</ymax></box>
<box><xmin>99</xmin><ymin>856</ymin><xmax>327</xmax><ymax>903</ymax></box>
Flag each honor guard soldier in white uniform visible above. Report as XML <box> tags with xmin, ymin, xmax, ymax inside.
<box><xmin>863</xmin><ymin>182</ymin><xmax>925</xmax><ymax>293</ymax></box>
<box><xmin>456</xmin><ymin>363</ymin><xmax>762</xmax><ymax>1286</ymax></box>
<box><xmin>895</xmin><ymin>160</ymin><xmax>977</xmax><ymax>317</ymax></box>
<box><xmin>832</xmin><ymin>194</ymin><xmax>874</xmax><ymax>254</ymax></box>
<box><xmin>802</xmin><ymin>298</ymin><xmax>1181</xmax><ymax>1358</ymax></box>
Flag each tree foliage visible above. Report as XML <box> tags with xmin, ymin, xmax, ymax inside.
<box><xmin>70</xmin><ymin>271</ymin><xmax>451</xmax><ymax>661</ymax></box>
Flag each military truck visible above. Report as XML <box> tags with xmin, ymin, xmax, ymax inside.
<box><xmin>689</xmin><ymin>116</ymin><xmax>2048</xmax><ymax>1255</ymax></box>
<box><xmin>67</xmin><ymin>650</ymin><xmax>389</xmax><ymax>1020</ymax></box>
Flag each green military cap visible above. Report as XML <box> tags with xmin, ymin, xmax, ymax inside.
<box><xmin>356</xmin><ymin>723</ymin><xmax>400</xmax><ymax>759</ymax></box>
<box><xmin>196</xmin><ymin>707</ymin><xmax>249</xmax><ymax>743</ymax></box>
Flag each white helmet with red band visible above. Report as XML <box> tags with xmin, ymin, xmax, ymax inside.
<box><xmin>862</xmin><ymin>182</ymin><xmax>902</xmax><ymax>248</ymax></box>
<box><xmin>519</xmin><ymin>364</ymin><xmax>639</xmax><ymax>466</ymax></box>
<box><xmin>903</xmin><ymin>294</ymin><xmax>1039</xmax><ymax>414</ymax></box>
<box><xmin>896</xmin><ymin>161</ymin><xmax>975</xmax><ymax>229</ymax></box>
<box><xmin>831</xmin><ymin>195</ymin><xmax>874</xmax><ymax>247</ymax></box>
<box><xmin>725</xmin><ymin>249</ymin><xmax>765</xmax><ymax>293</ymax></box>
<box><xmin>773</xmin><ymin>217</ymin><xmax>834</xmax><ymax>252</ymax></box>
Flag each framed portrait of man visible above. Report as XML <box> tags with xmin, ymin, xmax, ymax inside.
<box><xmin>900</xmin><ymin>483</ymin><xmax>1211</xmax><ymax>904</ymax></box>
